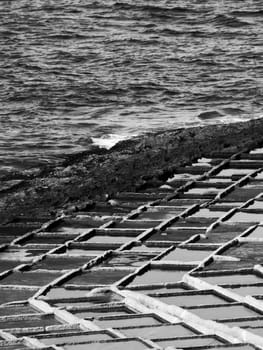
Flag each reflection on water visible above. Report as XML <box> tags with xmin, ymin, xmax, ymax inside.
<box><xmin>0</xmin><ymin>0</ymin><xmax>262</xmax><ymax>174</ymax></box>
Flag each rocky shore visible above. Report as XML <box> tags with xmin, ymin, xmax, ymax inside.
<box><xmin>1</xmin><ymin>118</ymin><xmax>263</xmax><ymax>224</ymax></box>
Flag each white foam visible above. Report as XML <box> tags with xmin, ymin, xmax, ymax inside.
<box><xmin>91</xmin><ymin>134</ymin><xmax>134</xmax><ymax>149</ymax></box>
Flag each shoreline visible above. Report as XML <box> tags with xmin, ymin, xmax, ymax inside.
<box><xmin>1</xmin><ymin>117</ymin><xmax>263</xmax><ymax>223</ymax></box>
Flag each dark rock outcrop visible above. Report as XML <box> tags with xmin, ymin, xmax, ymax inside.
<box><xmin>1</xmin><ymin>118</ymin><xmax>263</xmax><ymax>223</ymax></box>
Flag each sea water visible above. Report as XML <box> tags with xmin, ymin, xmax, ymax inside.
<box><xmin>0</xmin><ymin>0</ymin><xmax>262</xmax><ymax>175</ymax></box>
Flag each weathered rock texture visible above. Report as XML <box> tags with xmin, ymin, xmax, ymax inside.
<box><xmin>1</xmin><ymin>118</ymin><xmax>263</xmax><ymax>223</ymax></box>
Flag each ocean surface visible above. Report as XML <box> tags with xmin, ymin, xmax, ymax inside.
<box><xmin>0</xmin><ymin>0</ymin><xmax>262</xmax><ymax>175</ymax></box>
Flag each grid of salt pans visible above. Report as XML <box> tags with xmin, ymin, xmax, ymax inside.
<box><xmin>1</xmin><ymin>144</ymin><xmax>263</xmax><ymax>349</ymax></box>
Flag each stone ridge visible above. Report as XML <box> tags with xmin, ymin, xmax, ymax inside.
<box><xmin>1</xmin><ymin>118</ymin><xmax>263</xmax><ymax>224</ymax></box>
<box><xmin>0</xmin><ymin>133</ymin><xmax>263</xmax><ymax>349</ymax></box>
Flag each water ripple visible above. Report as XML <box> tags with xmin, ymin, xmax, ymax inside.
<box><xmin>0</xmin><ymin>0</ymin><xmax>262</xmax><ymax>174</ymax></box>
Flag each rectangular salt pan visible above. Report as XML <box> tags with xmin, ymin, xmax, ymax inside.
<box><xmin>33</xmin><ymin>255</ymin><xmax>94</xmax><ymax>270</ymax></box>
<box><xmin>48</xmin><ymin>226</ymin><xmax>89</xmax><ymax>234</ymax></box>
<box><xmin>185</xmin><ymin>187</ymin><xmax>219</xmax><ymax>195</ymax></box>
<box><xmin>44</xmin><ymin>287</ymin><xmax>91</xmax><ymax>300</ymax></box>
<box><xmin>67</xmin><ymin>269</ymin><xmax>132</xmax><ymax>286</ymax></box>
<box><xmin>226</xmin><ymin>285</ymin><xmax>263</xmax><ymax>297</ymax></box>
<box><xmin>74</xmin><ymin>306</ymin><xmax>133</xmax><ymax>319</ymax></box>
<box><xmin>156</xmin><ymin>335</ymin><xmax>223</xmax><ymax>348</ymax></box>
<box><xmin>223</xmin><ymin>318</ymin><xmax>263</xmax><ymax>327</ymax></box>
<box><xmin>0</xmin><ymin>247</ymin><xmax>48</xmax><ymax>261</ymax></box>
<box><xmin>200</xmin><ymin>229</ymin><xmax>248</xmax><ymax>244</ymax></box>
<box><xmin>220</xmin><ymin>242</ymin><xmax>263</xmax><ymax>266</ymax></box>
<box><xmin>25</xmin><ymin>234</ymin><xmax>72</xmax><ymax>244</ymax></box>
<box><xmin>95</xmin><ymin>315</ymin><xmax>162</xmax><ymax>328</ymax></box>
<box><xmin>40</xmin><ymin>332</ymin><xmax>113</xmax><ymax>345</ymax></box>
<box><xmin>216</xmin><ymin>168</ymin><xmax>255</xmax><ymax>177</ymax></box>
<box><xmin>0</xmin><ymin>304</ymin><xmax>39</xmax><ymax>317</ymax></box>
<box><xmin>191</xmin><ymin>209</ymin><xmax>227</xmax><ymax>218</ymax></box>
<box><xmin>0</xmin><ymin>271</ymin><xmax>63</xmax><ymax>286</ymax></box>
<box><xmin>138</xmin><ymin>209</ymin><xmax>182</xmax><ymax>221</ymax></box>
<box><xmin>198</xmin><ymin>273</ymin><xmax>262</xmax><ymax>285</ymax></box>
<box><xmin>102</xmin><ymin>252</ymin><xmax>157</xmax><ymax>268</ymax></box>
<box><xmin>64</xmin><ymin>248</ymin><xmax>105</xmax><ymax>256</ymax></box>
<box><xmin>116</xmin><ymin>220</ymin><xmax>162</xmax><ymax>229</ymax></box>
<box><xmin>86</xmin><ymin>235</ymin><xmax>133</xmax><ymax>244</ymax></box>
<box><xmin>0</xmin><ymin>288</ymin><xmax>36</xmax><ymax>304</ymax></box>
<box><xmin>161</xmin><ymin>248</ymin><xmax>213</xmax><ymax>262</ymax></box>
<box><xmin>0</xmin><ymin>342</ymin><xmax>29</xmax><ymax>350</ymax></box>
<box><xmin>52</xmin><ymin>292</ymin><xmax>122</xmax><ymax>307</ymax></box>
<box><xmin>62</xmin><ymin>339</ymin><xmax>150</xmax><ymax>350</ymax></box>
<box><xmin>158</xmin><ymin>293</ymin><xmax>228</xmax><ymax>307</ymax></box>
<box><xmin>120</xmin><ymin>323</ymin><xmax>197</xmax><ymax>339</ymax></box>
<box><xmin>130</xmin><ymin>269</ymin><xmax>186</xmax><ymax>286</ymax></box>
<box><xmin>0</xmin><ymin>315</ymin><xmax>60</xmax><ymax>330</ymax></box>
<box><xmin>128</xmin><ymin>245</ymin><xmax>165</xmax><ymax>253</ymax></box>
<box><xmin>226</xmin><ymin>212</ymin><xmax>263</xmax><ymax>223</ymax></box>
<box><xmin>0</xmin><ymin>260</ymin><xmax>22</xmax><ymax>273</ymax></box>
<box><xmin>188</xmin><ymin>304</ymin><xmax>260</xmax><ymax>321</ymax></box>
<box><xmin>139</xmin><ymin>285</ymin><xmax>193</xmax><ymax>295</ymax></box>
<box><xmin>148</xmin><ymin>229</ymin><xmax>198</xmax><ymax>242</ymax></box>
<box><xmin>206</xmin><ymin>177</ymin><xmax>234</xmax><ymax>183</ymax></box>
